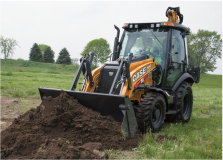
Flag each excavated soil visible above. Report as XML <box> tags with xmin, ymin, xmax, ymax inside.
<box><xmin>1</xmin><ymin>91</ymin><xmax>143</xmax><ymax>159</ymax></box>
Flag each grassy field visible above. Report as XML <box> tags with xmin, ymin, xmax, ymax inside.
<box><xmin>134</xmin><ymin>73</ymin><xmax>222</xmax><ymax>159</ymax></box>
<box><xmin>1</xmin><ymin>59</ymin><xmax>222</xmax><ymax>159</ymax></box>
<box><xmin>1</xmin><ymin>59</ymin><xmax>82</xmax><ymax>98</ymax></box>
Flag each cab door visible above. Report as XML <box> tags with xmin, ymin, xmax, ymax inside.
<box><xmin>164</xmin><ymin>29</ymin><xmax>186</xmax><ymax>88</ymax></box>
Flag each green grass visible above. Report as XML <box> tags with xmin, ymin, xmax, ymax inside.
<box><xmin>1</xmin><ymin>59</ymin><xmax>83</xmax><ymax>98</ymax></box>
<box><xmin>1</xmin><ymin>59</ymin><xmax>222</xmax><ymax>159</ymax></box>
<box><xmin>127</xmin><ymin>74</ymin><xmax>222</xmax><ymax>159</ymax></box>
<box><xmin>107</xmin><ymin>74</ymin><xmax>222</xmax><ymax>159</ymax></box>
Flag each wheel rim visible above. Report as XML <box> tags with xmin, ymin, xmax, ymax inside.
<box><xmin>152</xmin><ymin>103</ymin><xmax>162</xmax><ymax>124</ymax></box>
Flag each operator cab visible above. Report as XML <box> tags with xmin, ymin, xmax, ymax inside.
<box><xmin>116</xmin><ymin>21</ymin><xmax>190</xmax><ymax>89</ymax></box>
<box><xmin>119</xmin><ymin>24</ymin><xmax>168</xmax><ymax>69</ymax></box>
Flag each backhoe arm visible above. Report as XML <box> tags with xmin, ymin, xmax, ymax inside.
<box><xmin>166</xmin><ymin>7</ymin><xmax>183</xmax><ymax>24</ymax></box>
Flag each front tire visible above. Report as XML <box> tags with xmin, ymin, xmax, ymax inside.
<box><xmin>136</xmin><ymin>92</ymin><xmax>166</xmax><ymax>133</ymax></box>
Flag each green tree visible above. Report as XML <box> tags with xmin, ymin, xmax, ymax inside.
<box><xmin>56</xmin><ymin>48</ymin><xmax>71</xmax><ymax>65</ymax></box>
<box><xmin>80</xmin><ymin>38</ymin><xmax>111</xmax><ymax>68</ymax></box>
<box><xmin>43</xmin><ymin>47</ymin><xmax>54</xmax><ymax>63</ymax></box>
<box><xmin>29</xmin><ymin>43</ymin><xmax>42</xmax><ymax>62</ymax></box>
<box><xmin>0</xmin><ymin>36</ymin><xmax>19</xmax><ymax>59</ymax></box>
<box><xmin>39</xmin><ymin>44</ymin><xmax>48</xmax><ymax>53</ymax></box>
<box><xmin>39</xmin><ymin>44</ymin><xmax>55</xmax><ymax>61</ymax></box>
<box><xmin>187</xmin><ymin>30</ymin><xmax>222</xmax><ymax>73</ymax></box>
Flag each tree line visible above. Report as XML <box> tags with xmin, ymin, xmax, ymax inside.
<box><xmin>29</xmin><ymin>43</ymin><xmax>72</xmax><ymax>65</ymax></box>
<box><xmin>0</xmin><ymin>29</ymin><xmax>222</xmax><ymax>73</ymax></box>
<box><xmin>28</xmin><ymin>38</ymin><xmax>111</xmax><ymax>67</ymax></box>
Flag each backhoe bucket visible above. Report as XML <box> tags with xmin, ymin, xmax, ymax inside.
<box><xmin>39</xmin><ymin>87</ymin><xmax>138</xmax><ymax>137</ymax></box>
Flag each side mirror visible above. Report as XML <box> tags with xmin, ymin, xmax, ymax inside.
<box><xmin>188</xmin><ymin>66</ymin><xmax>200</xmax><ymax>83</ymax></box>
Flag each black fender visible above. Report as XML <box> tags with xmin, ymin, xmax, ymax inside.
<box><xmin>146</xmin><ymin>86</ymin><xmax>174</xmax><ymax>108</ymax></box>
<box><xmin>172</xmin><ymin>73</ymin><xmax>195</xmax><ymax>92</ymax></box>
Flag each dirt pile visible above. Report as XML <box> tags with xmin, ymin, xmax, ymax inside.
<box><xmin>1</xmin><ymin>91</ymin><xmax>142</xmax><ymax>159</ymax></box>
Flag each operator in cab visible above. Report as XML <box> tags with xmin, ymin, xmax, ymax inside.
<box><xmin>143</xmin><ymin>37</ymin><xmax>162</xmax><ymax>66</ymax></box>
<box><xmin>144</xmin><ymin>37</ymin><xmax>153</xmax><ymax>52</ymax></box>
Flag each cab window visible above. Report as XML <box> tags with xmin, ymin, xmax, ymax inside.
<box><xmin>119</xmin><ymin>28</ymin><xmax>168</xmax><ymax>69</ymax></box>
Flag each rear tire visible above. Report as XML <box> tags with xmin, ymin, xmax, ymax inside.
<box><xmin>178</xmin><ymin>82</ymin><xmax>193</xmax><ymax>122</ymax></box>
<box><xmin>136</xmin><ymin>92</ymin><xmax>166</xmax><ymax>133</ymax></box>
<box><xmin>166</xmin><ymin>82</ymin><xmax>193</xmax><ymax>122</ymax></box>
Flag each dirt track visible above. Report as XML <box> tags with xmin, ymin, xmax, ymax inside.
<box><xmin>1</xmin><ymin>95</ymin><xmax>41</xmax><ymax>131</ymax></box>
<box><xmin>1</xmin><ymin>91</ymin><xmax>143</xmax><ymax>159</ymax></box>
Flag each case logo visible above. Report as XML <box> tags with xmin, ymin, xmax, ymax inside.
<box><xmin>132</xmin><ymin>64</ymin><xmax>152</xmax><ymax>82</ymax></box>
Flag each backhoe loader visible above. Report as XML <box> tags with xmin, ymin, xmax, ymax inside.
<box><xmin>39</xmin><ymin>7</ymin><xmax>200</xmax><ymax>137</ymax></box>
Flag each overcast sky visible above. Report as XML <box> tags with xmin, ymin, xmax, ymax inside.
<box><xmin>0</xmin><ymin>1</ymin><xmax>222</xmax><ymax>74</ymax></box>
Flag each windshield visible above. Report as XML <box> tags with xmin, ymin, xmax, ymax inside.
<box><xmin>119</xmin><ymin>28</ymin><xmax>168</xmax><ymax>68</ymax></box>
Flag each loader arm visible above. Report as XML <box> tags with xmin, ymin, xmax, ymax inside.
<box><xmin>70</xmin><ymin>52</ymin><xmax>95</xmax><ymax>91</ymax></box>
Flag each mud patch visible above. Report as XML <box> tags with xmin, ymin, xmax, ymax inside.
<box><xmin>0</xmin><ymin>121</ymin><xmax>12</xmax><ymax>131</ymax></box>
<box><xmin>1</xmin><ymin>91</ymin><xmax>142</xmax><ymax>159</ymax></box>
<box><xmin>1</xmin><ymin>95</ymin><xmax>41</xmax><ymax>131</ymax></box>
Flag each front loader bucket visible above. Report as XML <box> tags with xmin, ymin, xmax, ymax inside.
<box><xmin>39</xmin><ymin>87</ymin><xmax>138</xmax><ymax>137</ymax></box>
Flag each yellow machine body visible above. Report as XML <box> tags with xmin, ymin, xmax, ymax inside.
<box><xmin>83</xmin><ymin>59</ymin><xmax>157</xmax><ymax>102</ymax></box>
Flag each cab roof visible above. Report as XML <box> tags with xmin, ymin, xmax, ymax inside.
<box><xmin>122</xmin><ymin>22</ymin><xmax>190</xmax><ymax>35</ymax></box>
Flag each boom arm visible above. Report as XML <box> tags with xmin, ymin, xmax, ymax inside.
<box><xmin>166</xmin><ymin>7</ymin><xmax>183</xmax><ymax>24</ymax></box>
